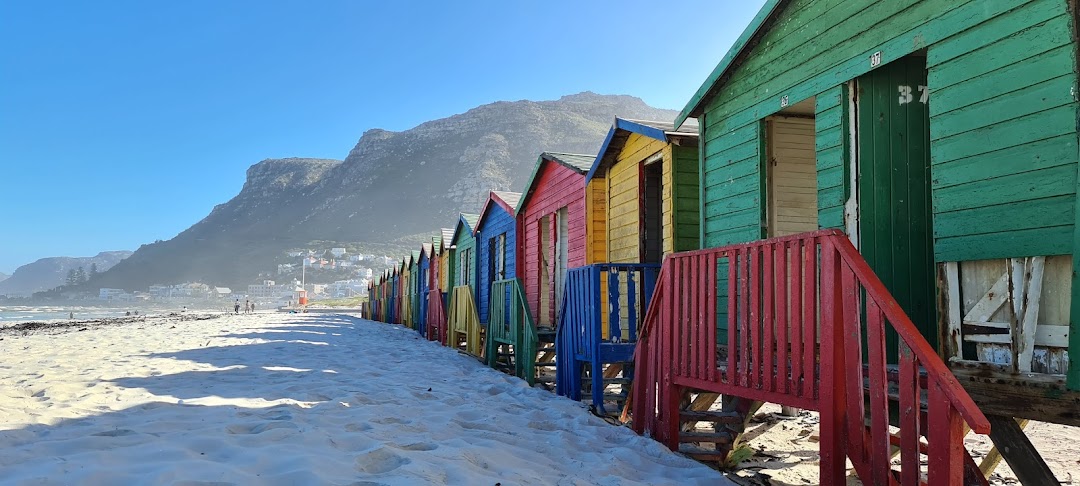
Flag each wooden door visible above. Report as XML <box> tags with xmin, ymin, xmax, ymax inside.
<box><xmin>641</xmin><ymin>162</ymin><xmax>663</xmax><ymax>264</ymax></box>
<box><xmin>555</xmin><ymin>207</ymin><xmax>569</xmax><ymax>322</ymax></box>
<box><xmin>766</xmin><ymin>117</ymin><xmax>818</xmax><ymax>237</ymax></box>
<box><xmin>857</xmin><ymin>55</ymin><xmax>936</xmax><ymax>351</ymax></box>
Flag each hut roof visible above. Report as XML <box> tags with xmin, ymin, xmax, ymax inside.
<box><xmin>515</xmin><ymin>152</ymin><xmax>595</xmax><ymax>214</ymax></box>
<box><xmin>475</xmin><ymin>191</ymin><xmax>522</xmax><ymax>234</ymax></box>
<box><xmin>585</xmin><ymin>117</ymin><xmax>700</xmax><ymax>185</ymax></box>
<box><xmin>451</xmin><ymin>213</ymin><xmax>481</xmax><ymax>245</ymax></box>
<box><xmin>439</xmin><ymin>227</ymin><xmax>455</xmax><ymax>251</ymax></box>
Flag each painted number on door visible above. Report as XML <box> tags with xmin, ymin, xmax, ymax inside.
<box><xmin>898</xmin><ymin>85</ymin><xmax>929</xmax><ymax>105</ymax></box>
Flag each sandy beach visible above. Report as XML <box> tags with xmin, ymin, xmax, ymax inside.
<box><xmin>0</xmin><ymin>312</ymin><xmax>730</xmax><ymax>485</ymax></box>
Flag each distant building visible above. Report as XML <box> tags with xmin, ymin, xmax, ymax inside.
<box><xmin>277</xmin><ymin>264</ymin><xmax>294</xmax><ymax>275</ymax></box>
<box><xmin>99</xmin><ymin>288</ymin><xmax>125</xmax><ymax>301</ymax></box>
<box><xmin>331</xmin><ymin>248</ymin><xmax>347</xmax><ymax>258</ymax></box>
<box><xmin>214</xmin><ymin>287</ymin><xmax>232</xmax><ymax>299</ymax></box>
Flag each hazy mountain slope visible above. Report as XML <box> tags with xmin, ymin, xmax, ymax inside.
<box><xmin>91</xmin><ymin>92</ymin><xmax>678</xmax><ymax>289</ymax></box>
<box><xmin>0</xmin><ymin>251</ymin><xmax>132</xmax><ymax>297</ymax></box>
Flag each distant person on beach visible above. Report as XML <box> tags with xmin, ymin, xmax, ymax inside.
<box><xmin>251</xmin><ymin>302</ymin><xmax>255</xmax><ymax>313</ymax></box>
<box><xmin>244</xmin><ymin>300</ymin><xmax>250</xmax><ymax>314</ymax></box>
<box><xmin>126</xmin><ymin>311</ymin><xmax>131</xmax><ymax>316</ymax></box>
<box><xmin>234</xmin><ymin>300</ymin><xmax>240</xmax><ymax>314</ymax></box>
<box><xmin>134</xmin><ymin>310</ymin><xmax>139</xmax><ymax>316</ymax></box>
<box><xmin>69</xmin><ymin>312</ymin><xmax>74</xmax><ymax>320</ymax></box>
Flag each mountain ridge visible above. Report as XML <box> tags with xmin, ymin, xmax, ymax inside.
<box><xmin>0</xmin><ymin>251</ymin><xmax>132</xmax><ymax>297</ymax></box>
<box><xmin>88</xmin><ymin>92</ymin><xmax>678</xmax><ymax>290</ymax></box>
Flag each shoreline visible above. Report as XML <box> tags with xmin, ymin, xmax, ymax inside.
<box><xmin>0</xmin><ymin>312</ymin><xmax>225</xmax><ymax>337</ymax></box>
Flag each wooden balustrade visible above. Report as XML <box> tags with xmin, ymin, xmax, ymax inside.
<box><xmin>632</xmin><ymin>230</ymin><xmax>990</xmax><ymax>484</ymax></box>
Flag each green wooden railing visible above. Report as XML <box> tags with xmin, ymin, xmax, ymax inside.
<box><xmin>486</xmin><ymin>278</ymin><xmax>539</xmax><ymax>384</ymax></box>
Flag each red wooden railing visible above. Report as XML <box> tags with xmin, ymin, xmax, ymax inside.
<box><xmin>426</xmin><ymin>289</ymin><xmax>447</xmax><ymax>344</ymax></box>
<box><xmin>632</xmin><ymin>229</ymin><xmax>990</xmax><ymax>485</ymax></box>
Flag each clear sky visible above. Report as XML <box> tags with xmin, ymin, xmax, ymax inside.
<box><xmin>0</xmin><ymin>1</ymin><xmax>766</xmax><ymax>274</ymax></box>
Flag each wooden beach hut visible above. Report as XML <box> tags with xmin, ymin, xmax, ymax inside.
<box><xmin>448</xmin><ymin>213</ymin><xmax>482</xmax><ymax>355</ymax></box>
<box><xmin>418</xmin><ymin>243</ymin><xmax>433</xmax><ymax>337</ymax></box>
<box><xmin>557</xmin><ymin>118</ymin><xmax>699</xmax><ymax>415</ymax></box>
<box><xmin>508</xmin><ymin>152</ymin><xmax>601</xmax><ymax>385</ymax></box>
<box><xmin>473</xmin><ymin>191</ymin><xmax>523</xmax><ymax>370</ymax></box>
<box><xmin>399</xmin><ymin>256</ymin><xmax>413</xmax><ymax>327</ymax></box>
<box><xmin>427</xmin><ymin>227</ymin><xmax>456</xmax><ymax>344</ymax></box>
<box><xmin>625</xmin><ymin>1</ymin><xmax>1080</xmax><ymax>482</ymax></box>
<box><xmin>389</xmin><ymin>267</ymin><xmax>400</xmax><ymax>324</ymax></box>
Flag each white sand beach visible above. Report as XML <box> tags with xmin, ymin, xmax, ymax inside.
<box><xmin>0</xmin><ymin>312</ymin><xmax>731</xmax><ymax>485</ymax></box>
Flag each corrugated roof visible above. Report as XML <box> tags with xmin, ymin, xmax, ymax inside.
<box><xmin>440</xmin><ymin>227</ymin><xmax>455</xmax><ymax>248</ymax></box>
<box><xmin>452</xmin><ymin>213</ymin><xmax>480</xmax><ymax>244</ymax></box>
<box><xmin>585</xmin><ymin>117</ymin><xmax>700</xmax><ymax>185</ymax></box>
<box><xmin>476</xmin><ymin>191</ymin><xmax>522</xmax><ymax>233</ymax></box>
<box><xmin>492</xmin><ymin>190</ymin><xmax>521</xmax><ymax>210</ymax></box>
<box><xmin>621</xmin><ymin>118</ymin><xmax>700</xmax><ymax>136</ymax></box>
<box><xmin>545</xmin><ymin>152</ymin><xmax>595</xmax><ymax>172</ymax></box>
<box><xmin>515</xmin><ymin>152</ymin><xmax>595</xmax><ymax>213</ymax></box>
<box><xmin>676</xmin><ymin>0</ymin><xmax>783</xmax><ymax>127</ymax></box>
<box><xmin>421</xmin><ymin>243</ymin><xmax>433</xmax><ymax>256</ymax></box>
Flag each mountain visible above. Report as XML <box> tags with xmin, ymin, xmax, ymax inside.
<box><xmin>0</xmin><ymin>273</ymin><xmax>8</xmax><ymax>283</ymax></box>
<box><xmin>90</xmin><ymin>92</ymin><xmax>679</xmax><ymax>290</ymax></box>
<box><xmin>0</xmin><ymin>251</ymin><xmax>132</xmax><ymax>297</ymax></box>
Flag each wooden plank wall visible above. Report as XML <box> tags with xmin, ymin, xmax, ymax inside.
<box><xmin>476</xmin><ymin>204</ymin><xmax>517</xmax><ymax>324</ymax></box>
<box><xmin>815</xmin><ymin>84</ymin><xmax>848</xmax><ymax>230</ymax></box>
<box><xmin>453</xmin><ymin>226</ymin><xmax>476</xmax><ymax>290</ymax></box>
<box><xmin>585</xmin><ymin>179</ymin><xmax>608</xmax><ymax>264</ymax></box>
<box><xmin>519</xmin><ymin>162</ymin><xmax>588</xmax><ymax>326</ymax></box>
<box><xmin>671</xmin><ymin>144</ymin><xmax>701</xmax><ymax>252</ymax></box>
<box><xmin>700</xmin><ymin>0</ymin><xmax>1079</xmax><ymax>258</ymax></box>
<box><xmin>607</xmin><ymin>133</ymin><xmax>666</xmax><ymax>262</ymax></box>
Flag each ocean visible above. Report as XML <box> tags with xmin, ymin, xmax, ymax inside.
<box><xmin>0</xmin><ymin>305</ymin><xmax>197</xmax><ymax>327</ymax></box>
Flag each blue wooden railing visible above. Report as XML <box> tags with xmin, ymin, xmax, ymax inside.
<box><xmin>556</xmin><ymin>263</ymin><xmax>660</xmax><ymax>414</ymax></box>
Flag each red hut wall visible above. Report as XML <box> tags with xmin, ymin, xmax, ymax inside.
<box><xmin>519</xmin><ymin>161</ymin><xmax>587</xmax><ymax>326</ymax></box>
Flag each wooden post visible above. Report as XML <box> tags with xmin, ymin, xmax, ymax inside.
<box><xmin>818</xmin><ymin>239</ymin><xmax>846</xmax><ymax>483</ymax></box>
<box><xmin>985</xmin><ymin>415</ymin><xmax>1061</xmax><ymax>485</ymax></box>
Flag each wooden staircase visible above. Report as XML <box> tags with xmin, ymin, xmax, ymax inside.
<box><xmin>630</xmin><ymin>230</ymin><xmax>991</xmax><ymax>484</ymax></box>
<box><xmin>580</xmin><ymin>361</ymin><xmax>633</xmax><ymax>417</ymax></box>
<box><xmin>555</xmin><ymin>263</ymin><xmax>660</xmax><ymax>415</ymax></box>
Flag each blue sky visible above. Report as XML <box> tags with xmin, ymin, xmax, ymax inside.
<box><xmin>0</xmin><ymin>1</ymin><xmax>765</xmax><ymax>274</ymax></box>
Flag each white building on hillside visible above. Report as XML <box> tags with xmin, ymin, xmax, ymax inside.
<box><xmin>99</xmin><ymin>288</ymin><xmax>125</xmax><ymax>301</ymax></box>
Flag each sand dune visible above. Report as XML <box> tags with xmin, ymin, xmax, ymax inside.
<box><xmin>0</xmin><ymin>312</ymin><xmax>731</xmax><ymax>485</ymax></box>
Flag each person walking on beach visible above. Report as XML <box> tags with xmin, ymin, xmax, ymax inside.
<box><xmin>250</xmin><ymin>302</ymin><xmax>256</xmax><ymax>313</ymax></box>
<box><xmin>244</xmin><ymin>299</ymin><xmax>250</xmax><ymax>314</ymax></box>
<box><xmin>234</xmin><ymin>299</ymin><xmax>240</xmax><ymax>314</ymax></box>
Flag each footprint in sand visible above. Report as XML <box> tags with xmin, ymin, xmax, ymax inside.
<box><xmin>409</xmin><ymin>390</ymin><xmax>436</xmax><ymax>401</ymax></box>
<box><xmin>92</xmin><ymin>429</ymin><xmax>138</xmax><ymax>437</ymax></box>
<box><xmin>226</xmin><ymin>422</ymin><xmax>300</xmax><ymax>434</ymax></box>
<box><xmin>351</xmin><ymin>395</ymin><xmax>376</xmax><ymax>405</ymax></box>
<box><xmin>391</xmin><ymin>441</ymin><xmax>438</xmax><ymax>452</ymax></box>
<box><xmin>370</xmin><ymin>417</ymin><xmax>410</xmax><ymax>425</ymax></box>
<box><xmin>344</xmin><ymin>423</ymin><xmax>372</xmax><ymax>432</ymax></box>
<box><xmin>454</xmin><ymin>410</ymin><xmax>485</xmax><ymax>421</ymax></box>
<box><xmin>527</xmin><ymin>420</ymin><xmax>558</xmax><ymax>432</ymax></box>
<box><xmin>452</xmin><ymin>419</ymin><xmax>503</xmax><ymax>433</ymax></box>
<box><xmin>354</xmin><ymin>447</ymin><xmax>410</xmax><ymax>474</ymax></box>
<box><xmin>172</xmin><ymin>482</ymin><xmax>237</xmax><ymax>486</ymax></box>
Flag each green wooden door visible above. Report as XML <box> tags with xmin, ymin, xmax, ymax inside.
<box><xmin>857</xmin><ymin>56</ymin><xmax>936</xmax><ymax>352</ymax></box>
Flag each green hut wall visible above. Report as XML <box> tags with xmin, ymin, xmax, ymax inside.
<box><xmin>679</xmin><ymin>0</ymin><xmax>1080</xmax><ymax>394</ymax></box>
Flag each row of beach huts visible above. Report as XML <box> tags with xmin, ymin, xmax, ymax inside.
<box><xmin>363</xmin><ymin>2</ymin><xmax>1080</xmax><ymax>484</ymax></box>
